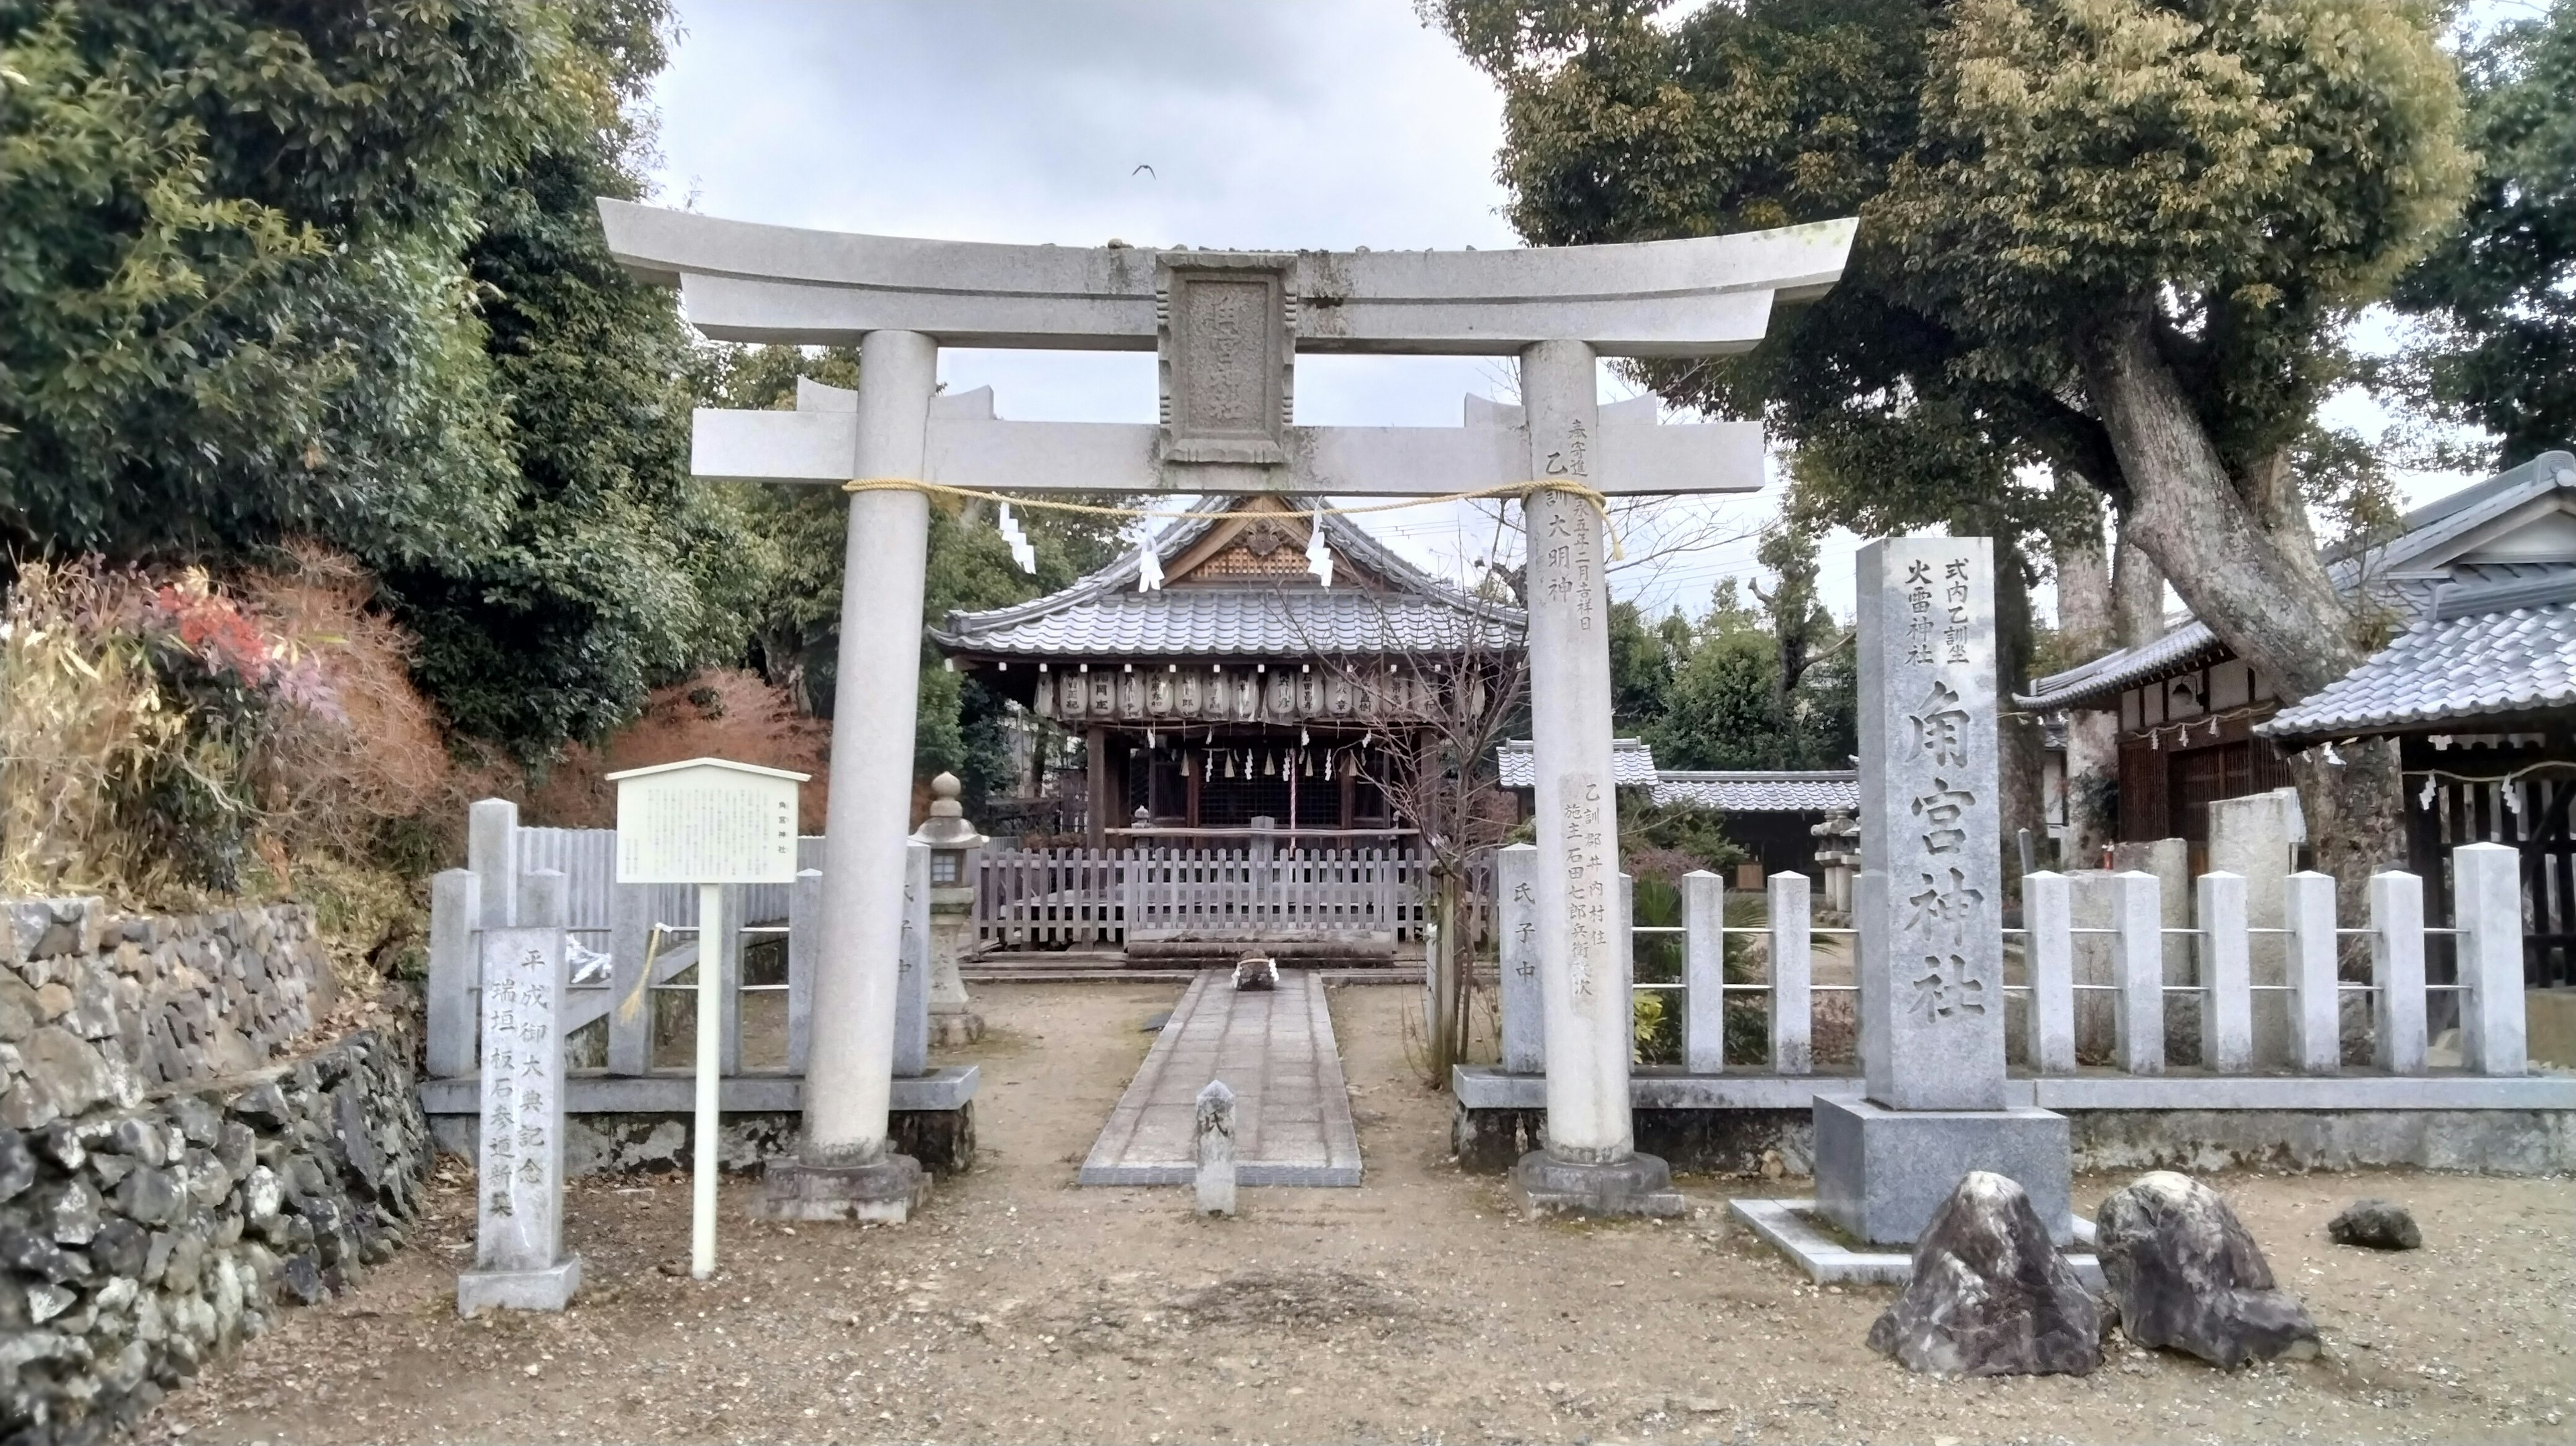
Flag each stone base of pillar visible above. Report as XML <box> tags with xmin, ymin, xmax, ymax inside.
<box><xmin>1813</xmin><ymin>1095</ymin><xmax>2072</xmax><ymax>1247</ymax></box>
<box><xmin>930</xmin><ymin>1010</ymin><xmax>985</xmax><ymax>1047</ymax></box>
<box><xmin>456</xmin><ymin>1256</ymin><xmax>582</xmax><ymax>1317</ymax></box>
<box><xmin>1511</xmin><ymin>1149</ymin><xmax>1686</xmax><ymax>1219</ymax></box>
<box><xmin>753</xmin><ymin>1154</ymin><xmax>929</xmax><ymax>1224</ymax></box>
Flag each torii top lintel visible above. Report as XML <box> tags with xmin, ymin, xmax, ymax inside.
<box><xmin>597</xmin><ymin>200</ymin><xmax>1856</xmax><ymax>359</ymax></box>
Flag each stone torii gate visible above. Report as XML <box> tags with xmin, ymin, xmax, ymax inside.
<box><xmin>599</xmin><ymin>200</ymin><xmax>1856</xmax><ymax>1220</ymax></box>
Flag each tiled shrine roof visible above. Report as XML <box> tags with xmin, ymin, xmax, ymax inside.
<box><xmin>1496</xmin><ymin>738</ymin><xmax>1662</xmax><ymax>789</ymax></box>
<box><xmin>1649</xmin><ymin>770</ymin><xmax>1860</xmax><ymax>813</ymax></box>
<box><xmin>2255</xmin><ymin>574</ymin><xmax>2576</xmax><ymax>742</ymax></box>
<box><xmin>931</xmin><ymin>496</ymin><xmax>1523</xmax><ymax>661</ymax></box>
<box><xmin>1495</xmin><ymin>740</ymin><xmax>1858</xmax><ymax>812</ymax></box>
<box><xmin>2019</xmin><ymin>451</ymin><xmax>2576</xmax><ymax>712</ymax></box>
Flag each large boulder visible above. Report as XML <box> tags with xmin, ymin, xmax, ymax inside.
<box><xmin>2095</xmin><ymin>1172</ymin><xmax>2320</xmax><ymax>1368</ymax></box>
<box><xmin>1866</xmin><ymin>1171</ymin><xmax>2105</xmax><ymax>1377</ymax></box>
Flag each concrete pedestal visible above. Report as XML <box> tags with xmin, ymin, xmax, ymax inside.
<box><xmin>754</xmin><ymin>1153</ymin><xmax>928</xmax><ymax>1224</ymax></box>
<box><xmin>1813</xmin><ymin>1095</ymin><xmax>2071</xmax><ymax>1246</ymax></box>
<box><xmin>457</xmin><ymin>1257</ymin><xmax>582</xmax><ymax>1317</ymax></box>
<box><xmin>1511</xmin><ymin>1148</ymin><xmax>1685</xmax><ymax>1219</ymax></box>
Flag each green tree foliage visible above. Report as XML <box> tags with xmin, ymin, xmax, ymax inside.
<box><xmin>2387</xmin><ymin>1</ymin><xmax>2576</xmax><ymax>467</ymax></box>
<box><xmin>1</xmin><ymin>1</ymin><xmax>759</xmax><ymax>760</ymax></box>
<box><xmin>1436</xmin><ymin>0</ymin><xmax>2471</xmax><ymax>890</ymax></box>
<box><xmin>1434</xmin><ymin>0</ymin><xmax>2469</xmax><ymax>703</ymax></box>
<box><xmin>1648</xmin><ymin>574</ymin><xmax>1855</xmax><ymax>771</ymax></box>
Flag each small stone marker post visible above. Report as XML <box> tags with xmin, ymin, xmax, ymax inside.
<box><xmin>1818</xmin><ymin>537</ymin><xmax>2072</xmax><ymax>1247</ymax></box>
<box><xmin>1195</xmin><ymin>1080</ymin><xmax>1237</xmax><ymax>1217</ymax></box>
<box><xmin>608</xmin><ymin>757</ymin><xmax>809</xmax><ymax>1278</ymax></box>
<box><xmin>458</xmin><ymin>872</ymin><xmax>581</xmax><ymax>1315</ymax></box>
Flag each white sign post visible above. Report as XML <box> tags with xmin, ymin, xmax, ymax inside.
<box><xmin>610</xmin><ymin>757</ymin><xmax>807</xmax><ymax>1278</ymax></box>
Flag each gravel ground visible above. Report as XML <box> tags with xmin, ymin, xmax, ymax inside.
<box><xmin>140</xmin><ymin>981</ymin><xmax>2575</xmax><ymax>1445</ymax></box>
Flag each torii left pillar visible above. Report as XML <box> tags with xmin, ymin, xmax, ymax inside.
<box><xmin>754</xmin><ymin>329</ymin><xmax>937</xmax><ymax>1222</ymax></box>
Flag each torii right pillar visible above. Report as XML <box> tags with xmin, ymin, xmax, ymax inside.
<box><xmin>1511</xmin><ymin>339</ymin><xmax>1682</xmax><ymax>1219</ymax></box>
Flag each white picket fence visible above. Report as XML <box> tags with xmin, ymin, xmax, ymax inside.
<box><xmin>1495</xmin><ymin>841</ymin><xmax>2534</xmax><ymax>1081</ymax></box>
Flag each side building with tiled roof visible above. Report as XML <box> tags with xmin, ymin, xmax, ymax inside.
<box><xmin>2019</xmin><ymin>451</ymin><xmax>2576</xmax><ymax>985</ymax></box>
<box><xmin>932</xmin><ymin>494</ymin><xmax>1525</xmax><ymax>845</ymax></box>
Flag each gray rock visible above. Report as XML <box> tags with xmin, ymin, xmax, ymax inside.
<box><xmin>2326</xmin><ymin>1198</ymin><xmax>2421</xmax><ymax>1251</ymax></box>
<box><xmin>38</xmin><ymin>1179</ymin><xmax>101</xmax><ymax>1245</ymax></box>
<box><xmin>231</xmin><ymin>1081</ymin><xmax>291</xmax><ymax>1131</ymax></box>
<box><xmin>91</xmin><ymin>1219</ymin><xmax>146</xmax><ymax>1278</ymax></box>
<box><xmin>118</xmin><ymin>1166</ymin><xmax>183</xmax><ymax>1227</ymax></box>
<box><xmin>0</xmin><ymin>970</ymin><xmax>37</xmax><ymax>1041</ymax></box>
<box><xmin>0</xmin><ymin>1074</ymin><xmax>54</xmax><ymax>1130</ymax></box>
<box><xmin>1867</xmin><ymin>1171</ymin><xmax>2104</xmax><ymax>1377</ymax></box>
<box><xmin>162</xmin><ymin>1235</ymin><xmax>203</xmax><ymax>1294</ymax></box>
<box><xmin>244</xmin><ymin>1166</ymin><xmax>283</xmax><ymax>1221</ymax></box>
<box><xmin>0</xmin><ymin>1223</ymin><xmax>83</xmax><ymax>1282</ymax></box>
<box><xmin>331</xmin><ymin>1084</ymin><xmax>381</xmax><ymax>1193</ymax></box>
<box><xmin>0</xmin><ymin>1127</ymin><xmax>34</xmax><ymax>1201</ymax></box>
<box><xmin>70</xmin><ymin>970</ymin><xmax>119</xmax><ymax>1040</ymax></box>
<box><xmin>108</xmin><ymin>1116</ymin><xmax>169</xmax><ymax>1166</ymax></box>
<box><xmin>278</xmin><ymin>1250</ymin><xmax>327</xmax><ymax>1306</ymax></box>
<box><xmin>2096</xmin><ymin>1172</ymin><xmax>2320</xmax><ymax>1368</ymax></box>
<box><xmin>20</xmin><ymin>1024</ymin><xmax>115</xmax><ymax>1119</ymax></box>
<box><xmin>215</xmin><ymin>1120</ymin><xmax>255</xmax><ymax>1179</ymax></box>
<box><xmin>27</xmin><ymin>1281</ymin><xmax>76</xmax><ymax>1324</ymax></box>
<box><xmin>42</xmin><ymin>1117</ymin><xmax>87</xmax><ymax>1170</ymax></box>
<box><xmin>169</xmin><ymin>1093</ymin><xmax>221</xmax><ymax>1146</ymax></box>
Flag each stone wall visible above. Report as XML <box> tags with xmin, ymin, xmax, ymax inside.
<box><xmin>1</xmin><ymin>898</ymin><xmax>331</xmax><ymax>1132</ymax></box>
<box><xmin>1</xmin><ymin>1025</ymin><xmax>427</xmax><ymax>1444</ymax></box>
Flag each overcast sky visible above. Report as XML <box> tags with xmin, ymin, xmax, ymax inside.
<box><xmin>645</xmin><ymin>1</ymin><xmax>2489</xmax><ymax>627</ymax></box>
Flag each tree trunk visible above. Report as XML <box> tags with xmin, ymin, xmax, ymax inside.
<box><xmin>2077</xmin><ymin>309</ymin><xmax>2361</xmax><ymax>698</ymax></box>
<box><xmin>1996</xmin><ymin>547</ymin><xmax>2047</xmax><ymax>888</ymax></box>
<box><xmin>2291</xmin><ymin>738</ymin><xmax>2408</xmax><ymax>977</ymax></box>
<box><xmin>1429</xmin><ymin>865</ymin><xmax>1460</xmax><ymax>1082</ymax></box>
<box><xmin>2110</xmin><ymin>530</ymin><xmax>2166</xmax><ymax>649</ymax></box>
<box><xmin>2053</xmin><ymin>522</ymin><xmax>2118</xmax><ymax>864</ymax></box>
<box><xmin>2078</xmin><ymin>306</ymin><xmax>2390</xmax><ymax>913</ymax></box>
<box><xmin>2055</xmin><ymin>531</ymin><xmax>2112</xmax><ymax>654</ymax></box>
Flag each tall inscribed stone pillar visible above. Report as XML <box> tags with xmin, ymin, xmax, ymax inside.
<box><xmin>1817</xmin><ymin>537</ymin><xmax>2072</xmax><ymax>1247</ymax></box>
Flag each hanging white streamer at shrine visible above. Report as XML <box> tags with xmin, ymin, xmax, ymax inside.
<box><xmin>996</xmin><ymin>502</ymin><xmax>1036</xmax><ymax>574</ymax></box>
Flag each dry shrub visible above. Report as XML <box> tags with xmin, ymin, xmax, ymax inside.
<box><xmin>1</xmin><ymin>548</ymin><xmax>488</xmax><ymax>988</ymax></box>
<box><xmin>0</xmin><ymin>560</ymin><xmax>179</xmax><ymax>896</ymax></box>
<box><xmin>527</xmin><ymin>667</ymin><xmax>832</xmax><ymax>830</ymax></box>
<box><xmin>237</xmin><ymin>543</ymin><xmax>460</xmax><ymax>849</ymax></box>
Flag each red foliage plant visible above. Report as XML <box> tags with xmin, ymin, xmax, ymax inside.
<box><xmin>528</xmin><ymin>669</ymin><xmax>833</xmax><ymax>832</ymax></box>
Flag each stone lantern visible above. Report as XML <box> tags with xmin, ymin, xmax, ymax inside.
<box><xmin>911</xmin><ymin>772</ymin><xmax>987</xmax><ymax>1044</ymax></box>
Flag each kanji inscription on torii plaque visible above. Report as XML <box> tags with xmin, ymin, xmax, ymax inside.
<box><xmin>1855</xmin><ymin>537</ymin><xmax>2004</xmax><ymax>1112</ymax></box>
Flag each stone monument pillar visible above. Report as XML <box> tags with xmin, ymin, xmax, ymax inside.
<box><xmin>1817</xmin><ymin>538</ymin><xmax>2072</xmax><ymax>1246</ymax></box>
<box><xmin>458</xmin><ymin>873</ymin><xmax>581</xmax><ymax>1314</ymax></box>
<box><xmin>912</xmin><ymin>773</ymin><xmax>987</xmax><ymax>1046</ymax></box>
<box><xmin>758</xmin><ymin>327</ymin><xmax>937</xmax><ymax>1223</ymax></box>
<box><xmin>1509</xmin><ymin>339</ymin><xmax>1680</xmax><ymax>1219</ymax></box>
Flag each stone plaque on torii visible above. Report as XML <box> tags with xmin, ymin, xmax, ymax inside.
<box><xmin>599</xmin><ymin>199</ymin><xmax>1856</xmax><ymax>1219</ymax></box>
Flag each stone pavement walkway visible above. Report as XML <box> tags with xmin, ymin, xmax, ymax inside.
<box><xmin>1077</xmin><ymin>967</ymin><xmax>1362</xmax><ymax>1186</ymax></box>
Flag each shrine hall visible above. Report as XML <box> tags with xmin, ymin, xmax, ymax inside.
<box><xmin>932</xmin><ymin>493</ymin><xmax>1524</xmax><ymax>849</ymax></box>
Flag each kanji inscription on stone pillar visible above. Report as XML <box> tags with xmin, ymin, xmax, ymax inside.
<box><xmin>1856</xmin><ymin>537</ymin><xmax>2005</xmax><ymax>1111</ymax></box>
